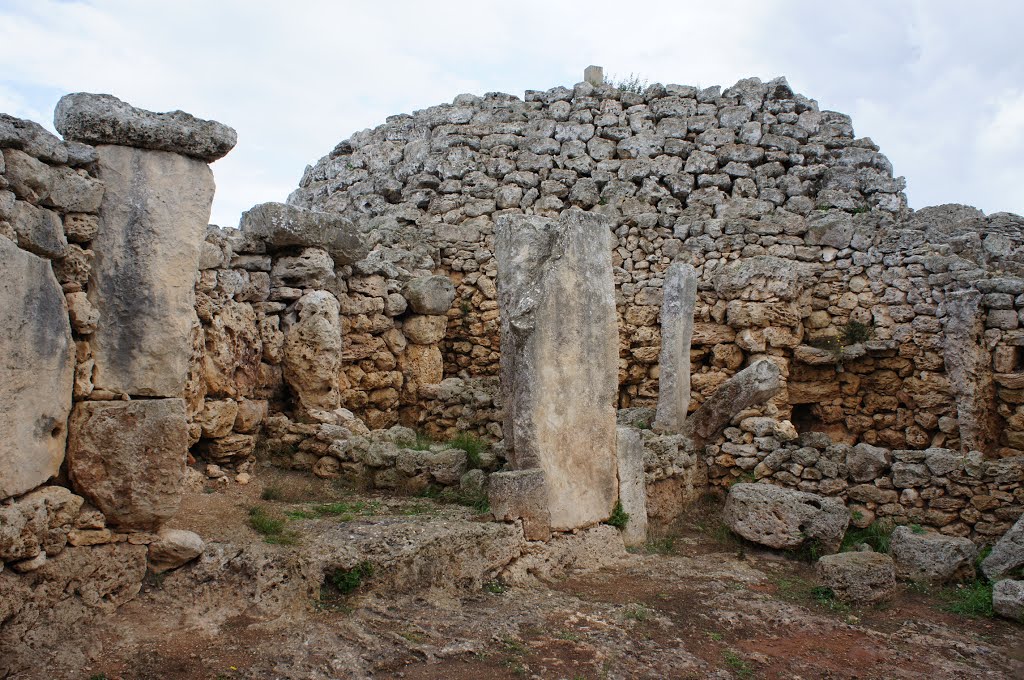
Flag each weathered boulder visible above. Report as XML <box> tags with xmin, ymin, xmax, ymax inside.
<box><xmin>681</xmin><ymin>360</ymin><xmax>782</xmax><ymax>448</ymax></box>
<box><xmin>201</xmin><ymin>300</ymin><xmax>262</xmax><ymax>398</ymax></box>
<box><xmin>283</xmin><ymin>291</ymin><xmax>344</xmax><ymax>414</ymax></box>
<box><xmin>0</xmin><ymin>238</ymin><xmax>75</xmax><ymax>499</ymax></box>
<box><xmin>723</xmin><ymin>482</ymin><xmax>849</xmax><ymax>554</ymax></box>
<box><xmin>402</xmin><ymin>314</ymin><xmax>448</xmax><ymax>345</ymax></box>
<box><xmin>942</xmin><ymin>289</ymin><xmax>999</xmax><ymax>453</ymax></box>
<box><xmin>845</xmin><ymin>443</ymin><xmax>892</xmax><ymax>482</ymax></box>
<box><xmin>817</xmin><ymin>551</ymin><xmax>897</xmax><ymax>604</ymax></box>
<box><xmin>713</xmin><ymin>255</ymin><xmax>802</xmax><ymax>301</ymax></box>
<box><xmin>0</xmin><ymin>486</ymin><xmax>83</xmax><ymax>562</ymax></box>
<box><xmin>993</xmin><ymin>579</ymin><xmax>1024</xmax><ymax>622</ymax></box>
<box><xmin>67</xmin><ymin>399</ymin><xmax>188</xmax><ymax>530</ymax></box>
<box><xmin>889</xmin><ymin>526</ymin><xmax>977</xmax><ymax>583</ymax></box>
<box><xmin>615</xmin><ymin>427</ymin><xmax>648</xmax><ymax>548</ymax></box>
<box><xmin>147</xmin><ymin>528</ymin><xmax>205</xmax><ymax>574</ymax></box>
<box><xmin>496</xmin><ymin>209</ymin><xmax>619</xmax><ymax>531</ymax></box>
<box><xmin>653</xmin><ymin>262</ymin><xmax>697</xmax><ymax>434</ymax></box>
<box><xmin>403</xmin><ymin>275</ymin><xmax>456</xmax><ymax>315</ymax></box>
<box><xmin>0</xmin><ymin>112</ymin><xmax>68</xmax><ymax>163</ymax></box>
<box><xmin>54</xmin><ymin>93</ymin><xmax>236</xmax><ymax>162</ymax></box>
<box><xmin>270</xmin><ymin>247</ymin><xmax>335</xmax><ymax>288</ymax></box>
<box><xmin>196</xmin><ymin>399</ymin><xmax>239</xmax><ymax>438</ymax></box>
<box><xmin>239</xmin><ymin>202</ymin><xmax>368</xmax><ymax>264</ymax></box>
<box><xmin>88</xmin><ymin>144</ymin><xmax>214</xmax><ymax>397</ymax></box>
<box><xmin>489</xmin><ymin>468</ymin><xmax>551</xmax><ymax>541</ymax></box>
<box><xmin>981</xmin><ymin>514</ymin><xmax>1024</xmax><ymax>580</ymax></box>
<box><xmin>11</xmin><ymin>200</ymin><xmax>66</xmax><ymax>259</ymax></box>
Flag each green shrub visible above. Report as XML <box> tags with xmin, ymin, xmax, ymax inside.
<box><xmin>840</xmin><ymin>320</ymin><xmax>873</xmax><ymax>345</ymax></box>
<box><xmin>327</xmin><ymin>561</ymin><xmax>375</xmax><ymax>596</ymax></box>
<box><xmin>447</xmin><ymin>432</ymin><xmax>486</xmax><ymax>468</ymax></box>
<box><xmin>248</xmin><ymin>506</ymin><xmax>298</xmax><ymax>545</ymax></box>
<box><xmin>610</xmin><ymin>73</ymin><xmax>648</xmax><ymax>94</ymax></box>
<box><xmin>841</xmin><ymin>520</ymin><xmax>893</xmax><ymax>553</ymax></box>
<box><xmin>606</xmin><ymin>501</ymin><xmax>630</xmax><ymax>529</ymax></box>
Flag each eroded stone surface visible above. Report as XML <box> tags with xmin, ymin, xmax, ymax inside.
<box><xmin>681</xmin><ymin>360</ymin><xmax>782</xmax><ymax>449</ymax></box>
<box><xmin>88</xmin><ymin>144</ymin><xmax>214</xmax><ymax>397</ymax></box>
<box><xmin>982</xmin><ymin>514</ymin><xmax>1024</xmax><ymax>581</ymax></box>
<box><xmin>723</xmin><ymin>482</ymin><xmax>849</xmax><ymax>554</ymax></box>
<box><xmin>55</xmin><ymin>93</ymin><xmax>236</xmax><ymax>162</ymax></box>
<box><xmin>496</xmin><ymin>209</ymin><xmax>618</xmax><ymax>530</ymax></box>
<box><xmin>653</xmin><ymin>263</ymin><xmax>697</xmax><ymax>434</ymax></box>
<box><xmin>147</xmin><ymin>528</ymin><xmax>205</xmax><ymax>574</ymax></box>
<box><xmin>68</xmin><ymin>399</ymin><xmax>188</xmax><ymax>530</ymax></box>
<box><xmin>615</xmin><ymin>426</ymin><xmax>648</xmax><ymax>547</ymax></box>
<box><xmin>0</xmin><ymin>238</ymin><xmax>75</xmax><ymax>499</ymax></box>
<box><xmin>817</xmin><ymin>551</ymin><xmax>896</xmax><ymax>604</ymax></box>
<box><xmin>283</xmin><ymin>291</ymin><xmax>344</xmax><ymax>414</ymax></box>
<box><xmin>889</xmin><ymin>526</ymin><xmax>977</xmax><ymax>583</ymax></box>
<box><xmin>239</xmin><ymin>202</ymin><xmax>368</xmax><ymax>264</ymax></box>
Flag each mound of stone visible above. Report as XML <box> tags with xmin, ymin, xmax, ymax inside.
<box><xmin>817</xmin><ymin>551</ymin><xmax>896</xmax><ymax>604</ymax></box>
<box><xmin>723</xmin><ymin>482</ymin><xmax>849</xmax><ymax>554</ymax></box>
<box><xmin>889</xmin><ymin>526</ymin><xmax>977</xmax><ymax>583</ymax></box>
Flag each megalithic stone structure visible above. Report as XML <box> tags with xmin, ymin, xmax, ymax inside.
<box><xmin>653</xmin><ymin>262</ymin><xmax>698</xmax><ymax>433</ymax></box>
<box><xmin>495</xmin><ymin>209</ymin><xmax>619</xmax><ymax>531</ymax></box>
<box><xmin>943</xmin><ymin>289</ymin><xmax>999</xmax><ymax>454</ymax></box>
<box><xmin>681</xmin><ymin>359</ymin><xmax>783</xmax><ymax>450</ymax></box>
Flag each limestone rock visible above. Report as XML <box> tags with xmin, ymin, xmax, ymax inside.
<box><xmin>846</xmin><ymin>443</ymin><xmax>892</xmax><ymax>482</ymax></box>
<box><xmin>196</xmin><ymin>399</ymin><xmax>239</xmax><ymax>438</ymax></box>
<box><xmin>283</xmin><ymin>291</ymin><xmax>344</xmax><ymax>414</ymax></box>
<box><xmin>201</xmin><ymin>300</ymin><xmax>262</xmax><ymax>398</ymax></box>
<box><xmin>0</xmin><ymin>486</ymin><xmax>83</xmax><ymax>562</ymax></box>
<box><xmin>653</xmin><ymin>263</ymin><xmax>697</xmax><ymax>434</ymax></box>
<box><xmin>489</xmin><ymin>468</ymin><xmax>551</xmax><ymax>541</ymax></box>
<box><xmin>270</xmin><ymin>247</ymin><xmax>335</xmax><ymax>288</ymax></box>
<box><xmin>147</xmin><ymin>528</ymin><xmax>205</xmax><ymax>574</ymax></box>
<box><xmin>403</xmin><ymin>275</ymin><xmax>456</xmax><ymax>315</ymax></box>
<box><xmin>981</xmin><ymin>514</ymin><xmax>1024</xmax><ymax>580</ymax></box>
<box><xmin>889</xmin><ymin>526</ymin><xmax>977</xmax><ymax>583</ymax></box>
<box><xmin>713</xmin><ymin>255</ymin><xmax>802</xmax><ymax>301</ymax></box>
<box><xmin>11</xmin><ymin>200</ymin><xmax>66</xmax><ymax>258</ymax></box>
<box><xmin>723</xmin><ymin>482</ymin><xmax>849</xmax><ymax>554</ymax></box>
<box><xmin>0</xmin><ymin>238</ymin><xmax>75</xmax><ymax>499</ymax></box>
<box><xmin>197</xmin><ymin>433</ymin><xmax>256</xmax><ymax>464</ymax></box>
<box><xmin>88</xmin><ymin>144</ymin><xmax>214</xmax><ymax>397</ymax></box>
<box><xmin>993</xmin><ymin>579</ymin><xmax>1024</xmax><ymax>622</ymax></box>
<box><xmin>682</xmin><ymin>360</ymin><xmax>782</xmax><ymax>449</ymax></box>
<box><xmin>403</xmin><ymin>314</ymin><xmax>448</xmax><ymax>344</ymax></box>
<box><xmin>0</xmin><ymin>112</ymin><xmax>69</xmax><ymax>163</ymax></box>
<box><xmin>496</xmin><ymin>209</ymin><xmax>619</xmax><ymax>531</ymax></box>
<box><xmin>239</xmin><ymin>202</ymin><xmax>368</xmax><ymax>264</ymax></box>
<box><xmin>54</xmin><ymin>93</ymin><xmax>236</xmax><ymax>162</ymax></box>
<box><xmin>817</xmin><ymin>551</ymin><xmax>897</xmax><ymax>604</ymax></box>
<box><xmin>233</xmin><ymin>399</ymin><xmax>268</xmax><ymax>434</ymax></box>
<box><xmin>615</xmin><ymin>427</ymin><xmax>648</xmax><ymax>548</ymax></box>
<box><xmin>942</xmin><ymin>289</ymin><xmax>999</xmax><ymax>453</ymax></box>
<box><xmin>67</xmin><ymin>399</ymin><xmax>188</xmax><ymax>530</ymax></box>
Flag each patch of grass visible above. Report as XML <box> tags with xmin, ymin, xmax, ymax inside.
<box><xmin>706</xmin><ymin>631</ymin><xmax>723</xmax><ymax>641</ymax></box>
<box><xmin>399</xmin><ymin>630</ymin><xmax>426</xmax><ymax>644</ymax></box>
<box><xmin>447</xmin><ymin>432</ymin><xmax>487</xmax><ymax>468</ymax></box>
<box><xmin>939</xmin><ymin>579</ymin><xmax>994</xmax><ymax>618</ymax></box>
<box><xmin>248</xmin><ymin>506</ymin><xmax>299</xmax><ymax>545</ymax></box>
<box><xmin>722</xmin><ymin>650</ymin><xmax>753</xmax><ymax>679</ymax></box>
<box><xmin>811</xmin><ymin>585</ymin><xmax>852</xmax><ymax>613</ymax></box>
<box><xmin>622</xmin><ymin>604</ymin><xmax>652</xmax><ymax>622</ymax></box>
<box><xmin>628</xmin><ymin>536</ymin><xmax>676</xmax><ymax>555</ymax></box>
<box><xmin>606</xmin><ymin>501</ymin><xmax>630</xmax><ymax>530</ymax></box>
<box><xmin>261</xmin><ymin>485</ymin><xmax>284</xmax><ymax>501</ymax></box>
<box><xmin>851</xmin><ymin>205</ymin><xmax>871</xmax><ymax>214</ymax></box>
<box><xmin>610</xmin><ymin>72</ymin><xmax>648</xmax><ymax>94</ymax></box>
<box><xmin>327</xmin><ymin>561</ymin><xmax>375</xmax><ymax>596</ymax></box>
<box><xmin>554</xmin><ymin>629</ymin><xmax>581</xmax><ymax>642</ymax></box>
<box><xmin>409</xmin><ymin>431</ymin><xmax>435</xmax><ymax>451</ymax></box>
<box><xmin>484</xmin><ymin>579</ymin><xmax>508</xmax><ymax>595</ymax></box>
<box><xmin>434</xmin><ymin>486</ymin><xmax>491</xmax><ymax>514</ymax></box>
<box><xmin>840</xmin><ymin>320</ymin><xmax>874</xmax><ymax>345</ymax></box>
<box><xmin>841</xmin><ymin>520</ymin><xmax>894</xmax><ymax>553</ymax></box>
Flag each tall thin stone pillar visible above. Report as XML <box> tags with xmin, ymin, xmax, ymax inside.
<box><xmin>653</xmin><ymin>262</ymin><xmax>698</xmax><ymax>433</ymax></box>
<box><xmin>943</xmin><ymin>289</ymin><xmax>998</xmax><ymax>454</ymax></box>
<box><xmin>495</xmin><ymin>209</ymin><xmax>619</xmax><ymax>531</ymax></box>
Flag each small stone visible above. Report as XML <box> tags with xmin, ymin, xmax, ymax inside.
<box><xmin>235</xmin><ymin>472</ymin><xmax>251</xmax><ymax>485</ymax></box>
<box><xmin>147</xmin><ymin>528</ymin><xmax>205</xmax><ymax>574</ymax></box>
<box><xmin>488</xmin><ymin>468</ymin><xmax>551</xmax><ymax>541</ymax></box>
<box><xmin>992</xmin><ymin>579</ymin><xmax>1024</xmax><ymax>622</ymax></box>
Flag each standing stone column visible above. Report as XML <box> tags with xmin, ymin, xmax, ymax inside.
<box><xmin>943</xmin><ymin>289</ymin><xmax>998</xmax><ymax>454</ymax></box>
<box><xmin>55</xmin><ymin>93</ymin><xmax>235</xmax><ymax>529</ymax></box>
<box><xmin>495</xmin><ymin>208</ymin><xmax>618</xmax><ymax>531</ymax></box>
<box><xmin>653</xmin><ymin>262</ymin><xmax>698</xmax><ymax>433</ymax></box>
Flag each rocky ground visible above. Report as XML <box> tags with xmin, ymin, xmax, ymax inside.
<box><xmin>22</xmin><ymin>470</ymin><xmax>1024</xmax><ymax>680</ymax></box>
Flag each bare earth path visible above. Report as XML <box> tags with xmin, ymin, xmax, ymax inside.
<box><xmin>31</xmin><ymin>472</ymin><xmax>1023</xmax><ymax>680</ymax></box>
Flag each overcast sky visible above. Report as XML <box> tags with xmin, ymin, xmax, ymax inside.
<box><xmin>1</xmin><ymin>0</ymin><xmax>1021</xmax><ymax>227</ymax></box>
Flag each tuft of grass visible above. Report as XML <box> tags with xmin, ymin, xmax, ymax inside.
<box><xmin>610</xmin><ymin>73</ymin><xmax>648</xmax><ymax>95</ymax></box>
<box><xmin>622</xmin><ymin>604</ymin><xmax>652</xmax><ymax>622</ymax></box>
<box><xmin>447</xmin><ymin>432</ymin><xmax>487</xmax><ymax>468</ymax></box>
<box><xmin>840</xmin><ymin>320</ymin><xmax>874</xmax><ymax>345</ymax></box>
<box><xmin>606</xmin><ymin>501</ymin><xmax>630</xmax><ymax>530</ymax></box>
<box><xmin>410</xmin><ymin>431</ymin><xmax>435</xmax><ymax>451</ymax></box>
<box><xmin>327</xmin><ymin>561</ymin><xmax>374</xmax><ymax>596</ymax></box>
<box><xmin>939</xmin><ymin>579</ymin><xmax>994</xmax><ymax>618</ymax></box>
<box><xmin>810</xmin><ymin>586</ymin><xmax>851</xmax><ymax>613</ymax></box>
<box><xmin>706</xmin><ymin>631</ymin><xmax>723</xmax><ymax>641</ymax></box>
<box><xmin>554</xmin><ymin>630</ymin><xmax>580</xmax><ymax>642</ymax></box>
<box><xmin>261</xmin><ymin>485</ymin><xmax>284</xmax><ymax>501</ymax></box>
<box><xmin>841</xmin><ymin>520</ymin><xmax>893</xmax><ymax>553</ymax></box>
<box><xmin>248</xmin><ymin>506</ymin><xmax>299</xmax><ymax>544</ymax></box>
<box><xmin>484</xmin><ymin>579</ymin><xmax>508</xmax><ymax>595</ymax></box>
<box><xmin>722</xmin><ymin>650</ymin><xmax>753</xmax><ymax>679</ymax></box>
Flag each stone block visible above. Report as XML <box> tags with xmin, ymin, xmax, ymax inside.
<box><xmin>488</xmin><ymin>469</ymin><xmax>551</xmax><ymax>541</ymax></box>
<box><xmin>239</xmin><ymin>202</ymin><xmax>368</xmax><ymax>264</ymax></box>
<box><xmin>615</xmin><ymin>427</ymin><xmax>648</xmax><ymax>547</ymax></box>
<box><xmin>889</xmin><ymin>526</ymin><xmax>976</xmax><ymax>583</ymax></box>
<box><xmin>653</xmin><ymin>262</ymin><xmax>697</xmax><ymax>433</ymax></box>
<box><xmin>723</xmin><ymin>482</ymin><xmax>849</xmax><ymax>554</ymax></box>
<box><xmin>817</xmin><ymin>551</ymin><xmax>896</xmax><ymax>604</ymax></box>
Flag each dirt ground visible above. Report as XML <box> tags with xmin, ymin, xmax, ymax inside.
<box><xmin>35</xmin><ymin>470</ymin><xmax>1024</xmax><ymax>680</ymax></box>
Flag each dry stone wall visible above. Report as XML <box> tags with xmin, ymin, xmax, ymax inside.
<box><xmin>287</xmin><ymin>75</ymin><xmax>1024</xmax><ymax>463</ymax></box>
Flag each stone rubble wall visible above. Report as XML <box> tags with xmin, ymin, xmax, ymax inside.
<box><xmin>707</xmin><ymin>422</ymin><xmax>1024</xmax><ymax>542</ymax></box>
<box><xmin>287</xmin><ymin>75</ymin><xmax>1024</xmax><ymax>461</ymax></box>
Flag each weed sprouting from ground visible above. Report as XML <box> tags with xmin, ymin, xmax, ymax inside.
<box><xmin>606</xmin><ymin>501</ymin><xmax>630</xmax><ymax>530</ymax></box>
<box><xmin>939</xmin><ymin>579</ymin><xmax>995</xmax><ymax>618</ymax></box>
<box><xmin>622</xmin><ymin>604</ymin><xmax>653</xmax><ymax>622</ymax></box>
<box><xmin>841</xmin><ymin>320</ymin><xmax>874</xmax><ymax>345</ymax></box>
<box><xmin>261</xmin><ymin>485</ymin><xmax>284</xmax><ymax>501</ymax></box>
<box><xmin>447</xmin><ymin>432</ymin><xmax>487</xmax><ymax>468</ymax></box>
<box><xmin>841</xmin><ymin>520</ymin><xmax>894</xmax><ymax>553</ymax></box>
<box><xmin>328</xmin><ymin>562</ymin><xmax>374</xmax><ymax>595</ymax></box>
<box><xmin>248</xmin><ymin>506</ymin><xmax>299</xmax><ymax>545</ymax></box>
<box><xmin>723</xmin><ymin>649</ymin><xmax>753</xmax><ymax>678</ymax></box>
<box><xmin>609</xmin><ymin>73</ymin><xmax>648</xmax><ymax>94</ymax></box>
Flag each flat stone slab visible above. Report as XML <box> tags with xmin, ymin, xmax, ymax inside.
<box><xmin>67</xmin><ymin>398</ymin><xmax>188</xmax><ymax>530</ymax></box>
<box><xmin>54</xmin><ymin>93</ymin><xmax>236</xmax><ymax>162</ymax></box>
<box><xmin>723</xmin><ymin>482</ymin><xmax>849</xmax><ymax>554</ymax></box>
<box><xmin>239</xmin><ymin>202</ymin><xmax>368</xmax><ymax>265</ymax></box>
<box><xmin>88</xmin><ymin>144</ymin><xmax>213</xmax><ymax>397</ymax></box>
<box><xmin>0</xmin><ymin>238</ymin><xmax>75</xmax><ymax>499</ymax></box>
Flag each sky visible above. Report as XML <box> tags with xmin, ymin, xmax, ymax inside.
<box><xmin>0</xmin><ymin>0</ymin><xmax>1021</xmax><ymax>228</ymax></box>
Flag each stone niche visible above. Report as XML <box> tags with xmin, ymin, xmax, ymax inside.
<box><xmin>0</xmin><ymin>237</ymin><xmax>75</xmax><ymax>499</ymax></box>
<box><xmin>496</xmin><ymin>209</ymin><xmax>619</xmax><ymax>531</ymax></box>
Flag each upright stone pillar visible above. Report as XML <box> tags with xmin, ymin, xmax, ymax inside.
<box><xmin>615</xmin><ymin>427</ymin><xmax>648</xmax><ymax>547</ymax></box>
<box><xmin>495</xmin><ymin>209</ymin><xmax>618</xmax><ymax>530</ymax></box>
<box><xmin>653</xmin><ymin>262</ymin><xmax>698</xmax><ymax>433</ymax></box>
<box><xmin>55</xmin><ymin>93</ymin><xmax>235</xmax><ymax>528</ymax></box>
<box><xmin>943</xmin><ymin>289</ymin><xmax>998</xmax><ymax>454</ymax></box>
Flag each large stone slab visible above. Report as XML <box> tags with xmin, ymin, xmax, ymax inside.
<box><xmin>681</xmin><ymin>359</ymin><xmax>782</xmax><ymax>448</ymax></box>
<box><xmin>817</xmin><ymin>551</ymin><xmax>896</xmax><ymax>604</ymax></box>
<box><xmin>890</xmin><ymin>526</ymin><xmax>977</xmax><ymax>583</ymax></box>
<box><xmin>283</xmin><ymin>291</ymin><xmax>344</xmax><ymax>414</ymax></box>
<box><xmin>0</xmin><ymin>238</ymin><xmax>75</xmax><ymax>499</ymax></box>
<box><xmin>615</xmin><ymin>426</ymin><xmax>649</xmax><ymax>547</ymax></box>
<box><xmin>723</xmin><ymin>482</ymin><xmax>849</xmax><ymax>554</ymax></box>
<box><xmin>982</xmin><ymin>514</ymin><xmax>1024</xmax><ymax>581</ymax></box>
<box><xmin>496</xmin><ymin>209</ymin><xmax>618</xmax><ymax>530</ymax></box>
<box><xmin>88</xmin><ymin>145</ymin><xmax>214</xmax><ymax>397</ymax></box>
<box><xmin>943</xmin><ymin>289</ymin><xmax>999</xmax><ymax>453</ymax></box>
<box><xmin>67</xmin><ymin>399</ymin><xmax>188</xmax><ymax>530</ymax></box>
<box><xmin>54</xmin><ymin>93</ymin><xmax>236</xmax><ymax>162</ymax></box>
<box><xmin>239</xmin><ymin>202</ymin><xmax>368</xmax><ymax>264</ymax></box>
<box><xmin>653</xmin><ymin>262</ymin><xmax>697</xmax><ymax>433</ymax></box>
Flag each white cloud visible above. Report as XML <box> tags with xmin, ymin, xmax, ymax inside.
<box><xmin>1</xmin><ymin>0</ymin><xmax>1021</xmax><ymax>224</ymax></box>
